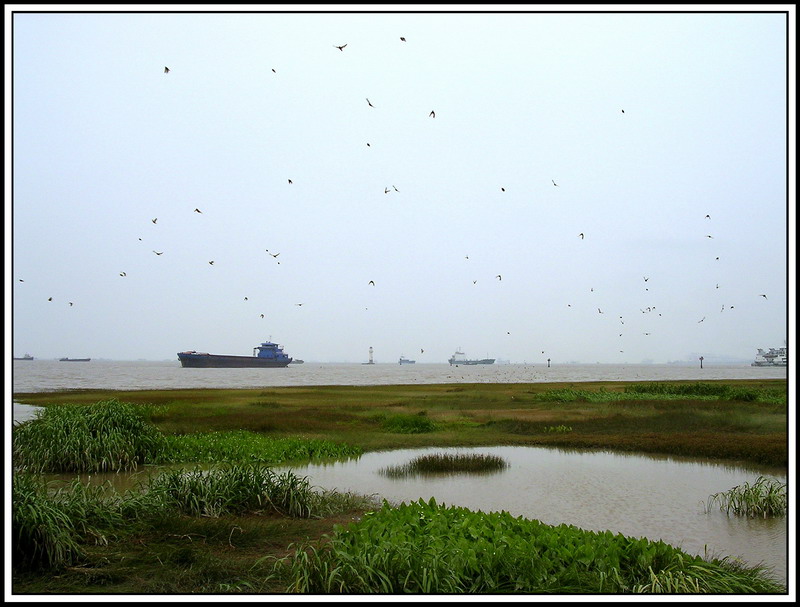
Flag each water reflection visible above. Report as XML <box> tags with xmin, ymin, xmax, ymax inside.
<box><xmin>278</xmin><ymin>445</ymin><xmax>787</xmax><ymax>585</ymax></box>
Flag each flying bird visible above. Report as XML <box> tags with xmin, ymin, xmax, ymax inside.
<box><xmin>208</xmin><ymin>261</ymin><xmax>214</xmax><ymax>265</ymax></box>
<box><xmin>288</xmin><ymin>179</ymin><xmax>293</xmax><ymax>184</ymax></box>
<box><xmin>643</xmin><ymin>276</ymin><xmax>649</xmax><ymax>282</ymax></box>
<box><xmin>153</xmin><ymin>250</ymin><xmax>163</xmax><ymax>255</ymax></box>
<box><xmin>501</xmin><ymin>187</ymin><xmax>505</xmax><ymax>192</ymax></box>
<box><xmin>269</xmin><ymin>252</ymin><xmax>280</xmax><ymax>258</ymax></box>
<box><xmin>759</xmin><ymin>294</ymin><xmax>768</xmax><ymax>299</ymax></box>
<box><xmin>260</xmin><ymin>314</ymin><xmax>265</xmax><ymax>318</ymax></box>
<box><xmin>429</xmin><ymin>110</ymin><xmax>435</xmax><ymax>118</ymax></box>
<box><xmin>393</xmin><ymin>185</ymin><xmax>399</xmax><ymax>192</ymax></box>
<box><xmin>164</xmin><ymin>66</ymin><xmax>170</xmax><ymax>73</ymax></box>
<box><xmin>152</xmin><ymin>218</ymin><xmax>157</xmax><ymax>224</ymax></box>
<box><xmin>272</xmin><ymin>68</ymin><xmax>276</xmax><ymax>73</ymax></box>
<box><xmin>621</xmin><ymin>109</ymin><xmax>624</xmax><ymax>113</ymax></box>
<box><xmin>598</xmin><ymin>308</ymin><xmax>603</xmax><ymax>314</ymax></box>
<box><xmin>400</xmin><ymin>37</ymin><xmax>406</xmax><ymax>42</ymax></box>
<box><xmin>334</xmin><ymin>44</ymin><xmax>347</xmax><ymax>51</ymax></box>
<box><xmin>366</xmin><ymin>98</ymin><xmax>375</xmax><ymax>107</ymax></box>
<box><xmin>119</xmin><ymin>272</ymin><xmax>126</xmax><ymax>277</ymax></box>
<box><xmin>705</xmin><ymin>235</ymin><xmax>714</xmax><ymax>239</ymax></box>
<box><xmin>47</xmin><ymin>297</ymin><xmax>53</xmax><ymax>302</ymax></box>
<box><xmin>698</xmin><ymin>317</ymin><xmax>706</xmax><ymax>323</ymax></box>
<box><xmin>705</xmin><ymin>214</ymin><xmax>711</xmax><ymax>219</ymax></box>
<box><xmin>295</xmin><ymin>303</ymin><xmax>304</xmax><ymax>306</ymax></box>
<box><xmin>385</xmin><ymin>188</ymin><xmax>390</xmax><ymax>194</ymax></box>
<box><xmin>579</xmin><ymin>233</ymin><xmax>584</xmax><ymax>239</ymax></box>
<box><xmin>368</xmin><ymin>280</ymin><xmax>375</xmax><ymax>286</ymax></box>
<box><xmin>552</xmin><ymin>180</ymin><xmax>558</xmax><ymax>186</ymax></box>
<box><xmin>194</xmin><ymin>208</ymin><xmax>202</xmax><ymax>213</ymax></box>
<box><xmin>496</xmin><ymin>275</ymin><xmax>502</xmax><ymax>281</ymax></box>
<box><xmin>69</xmin><ymin>302</ymin><xmax>74</xmax><ymax>307</ymax></box>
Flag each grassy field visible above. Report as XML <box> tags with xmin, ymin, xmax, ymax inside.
<box><xmin>11</xmin><ymin>379</ymin><xmax>789</xmax><ymax>595</ymax></box>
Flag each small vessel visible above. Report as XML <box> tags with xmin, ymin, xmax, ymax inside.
<box><xmin>177</xmin><ymin>340</ymin><xmax>292</xmax><ymax>368</ymax></box>
<box><xmin>59</xmin><ymin>357</ymin><xmax>91</xmax><ymax>362</ymax></box>
<box><xmin>289</xmin><ymin>359</ymin><xmax>305</xmax><ymax>364</ymax></box>
<box><xmin>399</xmin><ymin>355</ymin><xmax>416</xmax><ymax>364</ymax></box>
<box><xmin>14</xmin><ymin>353</ymin><xmax>34</xmax><ymax>361</ymax></box>
<box><xmin>448</xmin><ymin>348</ymin><xmax>495</xmax><ymax>366</ymax></box>
<box><xmin>751</xmin><ymin>346</ymin><xmax>788</xmax><ymax>367</ymax></box>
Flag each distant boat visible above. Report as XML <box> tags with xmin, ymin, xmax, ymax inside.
<box><xmin>14</xmin><ymin>353</ymin><xmax>34</xmax><ymax>361</ymax></box>
<box><xmin>289</xmin><ymin>359</ymin><xmax>305</xmax><ymax>364</ymax></box>
<box><xmin>399</xmin><ymin>355</ymin><xmax>416</xmax><ymax>364</ymax></box>
<box><xmin>177</xmin><ymin>340</ymin><xmax>292</xmax><ymax>368</ymax></box>
<box><xmin>448</xmin><ymin>348</ymin><xmax>495</xmax><ymax>366</ymax></box>
<box><xmin>751</xmin><ymin>346</ymin><xmax>787</xmax><ymax>367</ymax></box>
<box><xmin>59</xmin><ymin>357</ymin><xmax>91</xmax><ymax>362</ymax></box>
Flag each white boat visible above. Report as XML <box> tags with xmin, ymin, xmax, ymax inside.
<box><xmin>751</xmin><ymin>346</ymin><xmax>787</xmax><ymax>367</ymax></box>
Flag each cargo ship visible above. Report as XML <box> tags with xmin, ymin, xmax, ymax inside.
<box><xmin>448</xmin><ymin>348</ymin><xmax>495</xmax><ymax>366</ymax></box>
<box><xmin>399</xmin><ymin>355</ymin><xmax>416</xmax><ymax>364</ymax></box>
<box><xmin>14</xmin><ymin>353</ymin><xmax>34</xmax><ymax>361</ymax></box>
<box><xmin>59</xmin><ymin>357</ymin><xmax>91</xmax><ymax>362</ymax></box>
<box><xmin>751</xmin><ymin>346</ymin><xmax>787</xmax><ymax>367</ymax></box>
<box><xmin>177</xmin><ymin>340</ymin><xmax>292</xmax><ymax>368</ymax></box>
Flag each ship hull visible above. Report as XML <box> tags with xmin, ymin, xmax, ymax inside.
<box><xmin>178</xmin><ymin>353</ymin><xmax>291</xmax><ymax>368</ymax></box>
<box><xmin>448</xmin><ymin>358</ymin><xmax>495</xmax><ymax>365</ymax></box>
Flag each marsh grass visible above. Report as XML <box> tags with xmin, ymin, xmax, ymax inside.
<box><xmin>380</xmin><ymin>452</ymin><xmax>509</xmax><ymax>478</ymax></box>
<box><xmin>13</xmin><ymin>399</ymin><xmax>168</xmax><ymax>473</ymax></box>
<box><xmin>162</xmin><ymin>430</ymin><xmax>362</xmax><ymax>465</ymax></box>
<box><xmin>705</xmin><ymin>476</ymin><xmax>787</xmax><ymax>517</ymax></box>
<box><xmin>274</xmin><ymin>497</ymin><xmax>783</xmax><ymax>593</ymax></box>
<box><xmin>380</xmin><ymin>412</ymin><xmax>438</xmax><ymax>434</ymax></box>
<box><xmin>13</xmin><ymin>463</ymin><xmax>377</xmax><ymax>575</ymax></box>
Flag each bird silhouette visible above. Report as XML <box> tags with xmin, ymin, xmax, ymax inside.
<box><xmin>705</xmin><ymin>214</ymin><xmax>711</xmax><ymax>219</ymax></box>
<box><xmin>393</xmin><ymin>185</ymin><xmax>399</xmax><ymax>192</ymax></box>
<box><xmin>552</xmin><ymin>180</ymin><xmax>558</xmax><ymax>186</ymax></box>
<box><xmin>621</xmin><ymin>109</ymin><xmax>624</xmax><ymax>113</ymax></box>
<box><xmin>47</xmin><ymin>297</ymin><xmax>53</xmax><ymax>301</ymax></box>
<box><xmin>420</xmin><ymin>348</ymin><xmax>424</xmax><ymax>353</ymax></box>
<box><xmin>473</xmin><ymin>280</ymin><xmax>477</xmax><ymax>284</ymax></box>
<box><xmin>152</xmin><ymin>218</ymin><xmax>157</xmax><ymax>224</ymax></box>
<box><xmin>244</xmin><ymin>297</ymin><xmax>248</xmax><ymax>301</ymax></box>
<box><xmin>208</xmin><ymin>261</ymin><xmax>214</xmax><ymax>265</ymax></box>
<box><xmin>272</xmin><ymin>68</ymin><xmax>276</xmax><ymax>73</ymax></box>
<box><xmin>368</xmin><ymin>280</ymin><xmax>375</xmax><ymax>286</ymax></box>
<box><xmin>501</xmin><ymin>187</ymin><xmax>505</xmax><ymax>192</ymax></box>
<box><xmin>334</xmin><ymin>44</ymin><xmax>347</xmax><ymax>51</ymax></box>
<box><xmin>194</xmin><ymin>208</ymin><xmax>202</xmax><ymax>213</ymax></box>
<box><xmin>164</xmin><ymin>66</ymin><xmax>170</xmax><ymax>73</ymax></box>
<box><xmin>759</xmin><ymin>294</ymin><xmax>768</xmax><ymax>299</ymax></box>
<box><xmin>288</xmin><ymin>179</ymin><xmax>293</xmax><ymax>184</ymax></box>
<box><xmin>400</xmin><ymin>37</ymin><xmax>406</xmax><ymax>42</ymax></box>
<box><xmin>385</xmin><ymin>188</ymin><xmax>390</xmax><ymax>194</ymax></box>
<box><xmin>496</xmin><ymin>275</ymin><xmax>502</xmax><ymax>281</ymax></box>
<box><xmin>598</xmin><ymin>308</ymin><xmax>603</xmax><ymax>314</ymax></box>
<box><xmin>643</xmin><ymin>276</ymin><xmax>649</xmax><ymax>282</ymax></box>
<box><xmin>295</xmin><ymin>303</ymin><xmax>304</xmax><ymax>306</ymax></box>
<box><xmin>153</xmin><ymin>250</ymin><xmax>163</xmax><ymax>255</ymax></box>
<box><xmin>698</xmin><ymin>317</ymin><xmax>705</xmax><ymax>323</ymax></box>
<box><xmin>366</xmin><ymin>98</ymin><xmax>375</xmax><ymax>107</ymax></box>
<box><xmin>579</xmin><ymin>233</ymin><xmax>584</xmax><ymax>239</ymax></box>
<box><xmin>119</xmin><ymin>272</ymin><xmax>126</xmax><ymax>277</ymax></box>
<box><xmin>260</xmin><ymin>314</ymin><xmax>265</xmax><ymax>318</ymax></box>
<box><xmin>269</xmin><ymin>252</ymin><xmax>280</xmax><ymax>258</ymax></box>
<box><xmin>69</xmin><ymin>302</ymin><xmax>74</xmax><ymax>307</ymax></box>
<box><xmin>705</xmin><ymin>235</ymin><xmax>714</xmax><ymax>239</ymax></box>
<box><xmin>429</xmin><ymin>110</ymin><xmax>435</xmax><ymax>118</ymax></box>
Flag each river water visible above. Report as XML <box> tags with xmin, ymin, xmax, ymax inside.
<box><xmin>9</xmin><ymin>360</ymin><xmax>791</xmax><ymax>586</ymax></box>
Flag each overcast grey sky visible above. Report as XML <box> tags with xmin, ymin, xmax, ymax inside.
<box><xmin>6</xmin><ymin>6</ymin><xmax>794</xmax><ymax>364</ymax></box>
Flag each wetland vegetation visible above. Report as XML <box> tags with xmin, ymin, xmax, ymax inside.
<box><xmin>11</xmin><ymin>379</ymin><xmax>788</xmax><ymax>594</ymax></box>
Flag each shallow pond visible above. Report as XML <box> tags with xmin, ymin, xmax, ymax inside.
<box><xmin>276</xmin><ymin>445</ymin><xmax>788</xmax><ymax>585</ymax></box>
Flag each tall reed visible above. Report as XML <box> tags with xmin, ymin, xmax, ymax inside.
<box><xmin>13</xmin><ymin>399</ymin><xmax>168</xmax><ymax>473</ymax></box>
<box><xmin>705</xmin><ymin>476</ymin><xmax>787</xmax><ymax>517</ymax></box>
<box><xmin>380</xmin><ymin>452</ymin><xmax>509</xmax><ymax>477</ymax></box>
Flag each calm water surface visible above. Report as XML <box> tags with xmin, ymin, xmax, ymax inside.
<box><xmin>277</xmin><ymin>446</ymin><xmax>787</xmax><ymax>584</ymax></box>
<box><xmin>10</xmin><ymin>360</ymin><xmax>790</xmax><ymax>585</ymax></box>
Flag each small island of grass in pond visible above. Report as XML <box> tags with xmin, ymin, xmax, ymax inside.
<box><xmin>704</xmin><ymin>476</ymin><xmax>787</xmax><ymax>518</ymax></box>
<box><xmin>380</xmin><ymin>452</ymin><xmax>509</xmax><ymax>478</ymax></box>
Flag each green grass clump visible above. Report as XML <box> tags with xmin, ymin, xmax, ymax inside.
<box><xmin>13</xmin><ymin>399</ymin><xmax>168</xmax><ymax>473</ymax></box>
<box><xmin>624</xmin><ymin>383</ymin><xmax>786</xmax><ymax>404</ymax></box>
<box><xmin>274</xmin><ymin>497</ymin><xmax>784</xmax><ymax>594</ymax></box>
<box><xmin>162</xmin><ymin>430</ymin><xmax>362</xmax><ymax>465</ymax></box>
<box><xmin>381</xmin><ymin>412</ymin><xmax>438</xmax><ymax>434</ymax></box>
<box><xmin>705</xmin><ymin>476</ymin><xmax>787</xmax><ymax>518</ymax></box>
<box><xmin>380</xmin><ymin>452</ymin><xmax>509</xmax><ymax>477</ymax></box>
<box><xmin>145</xmin><ymin>464</ymin><xmax>317</xmax><ymax>518</ymax></box>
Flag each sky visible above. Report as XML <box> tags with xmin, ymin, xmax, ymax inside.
<box><xmin>6</xmin><ymin>5</ymin><xmax>795</xmax><ymax>364</ymax></box>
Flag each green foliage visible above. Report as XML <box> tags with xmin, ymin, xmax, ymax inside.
<box><xmin>381</xmin><ymin>412</ymin><xmax>438</xmax><ymax>434</ymax></box>
<box><xmin>380</xmin><ymin>452</ymin><xmax>509</xmax><ymax>477</ymax></box>
<box><xmin>13</xmin><ymin>399</ymin><xmax>169</xmax><ymax>473</ymax></box>
<box><xmin>705</xmin><ymin>476</ymin><xmax>787</xmax><ymax>518</ymax></box>
<box><xmin>624</xmin><ymin>383</ymin><xmax>786</xmax><ymax>404</ymax></box>
<box><xmin>145</xmin><ymin>464</ymin><xmax>317</xmax><ymax>518</ymax></box>
<box><xmin>275</xmin><ymin>498</ymin><xmax>784</xmax><ymax>594</ymax></box>
<box><xmin>162</xmin><ymin>430</ymin><xmax>362</xmax><ymax>465</ymax></box>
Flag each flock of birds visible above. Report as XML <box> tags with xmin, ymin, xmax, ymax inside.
<box><xmin>18</xmin><ymin>34</ymin><xmax>775</xmax><ymax>362</ymax></box>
